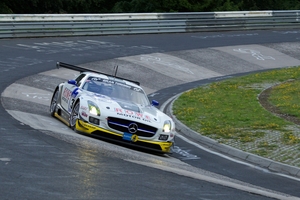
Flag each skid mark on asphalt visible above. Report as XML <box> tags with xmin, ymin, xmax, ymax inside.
<box><xmin>0</xmin><ymin>57</ymin><xmax>53</xmax><ymax>73</ymax></box>
<box><xmin>140</xmin><ymin>55</ymin><xmax>194</xmax><ymax>74</ymax></box>
<box><xmin>119</xmin><ymin>53</ymin><xmax>221</xmax><ymax>82</ymax></box>
<box><xmin>233</xmin><ymin>48</ymin><xmax>275</xmax><ymax>60</ymax></box>
<box><xmin>7</xmin><ymin>110</ymin><xmax>72</xmax><ymax>134</ymax></box>
<box><xmin>213</xmin><ymin>44</ymin><xmax>300</xmax><ymax>69</ymax></box>
<box><xmin>3</xmin><ymin>40</ymin><xmax>163</xmax><ymax>58</ymax></box>
<box><xmin>172</xmin><ymin>146</ymin><xmax>200</xmax><ymax>160</ymax></box>
<box><xmin>2</xmin><ymin>83</ymin><xmax>51</xmax><ymax>106</ymax></box>
<box><xmin>40</xmin><ymin>68</ymin><xmax>80</xmax><ymax>79</ymax></box>
<box><xmin>191</xmin><ymin>32</ymin><xmax>259</xmax><ymax>39</ymax></box>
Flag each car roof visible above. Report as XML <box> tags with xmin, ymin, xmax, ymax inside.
<box><xmin>57</xmin><ymin>62</ymin><xmax>141</xmax><ymax>86</ymax></box>
<box><xmin>83</xmin><ymin>72</ymin><xmax>142</xmax><ymax>88</ymax></box>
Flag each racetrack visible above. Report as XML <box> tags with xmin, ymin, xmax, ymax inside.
<box><xmin>1</xmin><ymin>30</ymin><xmax>300</xmax><ymax>199</ymax></box>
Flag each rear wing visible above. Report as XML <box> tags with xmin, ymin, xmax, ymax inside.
<box><xmin>56</xmin><ymin>62</ymin><xmax>140</xmax><ymax>86</ymax></box>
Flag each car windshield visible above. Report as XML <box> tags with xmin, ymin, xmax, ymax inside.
<box><xmin>82</xmin><ymin>76</ymin><xmax>150</xmax><ymax>105</ymax></box>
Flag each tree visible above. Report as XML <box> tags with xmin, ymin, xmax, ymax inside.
<box><xmin>2</xmin><ymin>0</ymin><xmax>63</xmax><ymax>13</ymax></box>
<box><xmin>1</xmin><ymin>0</ymin><xmax>300</xmax><ymax>14</ymax></box>
<box><xmin>112</xmin><ymin>0</ymin><xmax>160</xmax><ymax>13</ymax></box>
<box><xmin>215</xmin><ymin>0</ymin><xmax>240</xmax><ymax>11</ymax></box>
<box><xmin>0</xmin><ymin>2</ymin><xmax>13</xmax><ymax>13</ymax></box>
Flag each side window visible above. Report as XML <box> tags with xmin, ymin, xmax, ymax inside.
<box><xmin>75</xmin><ymin>74</ymin><xmax>86</xmax><ymax>87</ymax></box>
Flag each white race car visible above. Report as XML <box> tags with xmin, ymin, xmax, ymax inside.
<box><xmin>50</xmin><ymin>62</ymin><xmax>176</xmax><ymax>153</ymax></box>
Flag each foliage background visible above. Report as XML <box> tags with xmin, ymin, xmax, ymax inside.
<box><xmin>1</xmin><ymin>0</ymin><xmax>300</xmax><ymax>14</ymax></box>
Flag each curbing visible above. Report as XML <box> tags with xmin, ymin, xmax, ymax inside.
<box><xmin>164</xmin><ymin>94</ymin><xmax>300</xmax><ymax>179</ymax></box>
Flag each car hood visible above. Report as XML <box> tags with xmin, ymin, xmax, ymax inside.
<box><xmin>85</xmin><ymin>93</ymin><xmax>169</xmax><ymax>124</ymax></box>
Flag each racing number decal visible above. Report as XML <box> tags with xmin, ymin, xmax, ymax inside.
<box><xmin>70</xmin><ymin>99</ymin><xmax>75</xmax><ymax>109</ymax></box>
<box><xmin>68</xmin><ymin>88</ymin><xmax>79</xmax><ymax>111</ymax></box>
<box><xmin>62</xmin><ymin>87</ymin><xmax>80</xmax><ymax>112</ymax></box>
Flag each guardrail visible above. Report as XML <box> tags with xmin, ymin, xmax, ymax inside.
<box><xmin>0</xmin><ymin>10</ymin><xmax>300</xmax><ymax>38</ymax></box>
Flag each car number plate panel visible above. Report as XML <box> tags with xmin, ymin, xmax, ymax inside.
<box><xmin>123</xmin><ymin>132</ymin><xmax>138</xmax><ymax>142</ymax></box>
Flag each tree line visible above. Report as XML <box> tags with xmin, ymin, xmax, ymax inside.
<box><xmin>1</xmin><ymin>0</ymin><xmax>300</xmax><ymax>14</ymax></box>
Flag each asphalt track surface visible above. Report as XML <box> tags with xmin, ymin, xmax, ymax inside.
<box><xmin>1</xmin><ymin>30</ymin><xmax>300</xmax><ymax>200</ymax></box>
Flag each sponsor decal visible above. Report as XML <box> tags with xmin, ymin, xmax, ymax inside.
<box><xmin>62</xmin><ymin>88</ymin><xmax>72</xmax><ymax>103</ymax></box>
<box><xmin>131</xmin><ymin>134</ymin><xmax>138</xmax><ymax>142</ymax></box>
<box><xmin>80</xmin><ymin>106</ymin><xmax>88</xmax><ymax>110</ymax></box>
<box><xmin>123</xmin><ymin>133</ymin><xmax>138</xmax><ymax>142</ymax></box>
<box><xmin>89</xmin><ymin>76</ymin><xmax>142</xmax><ymax>93</ymax></box>
<box><xmin>81</xmin><ymin>111</ymin><xmax>88</xmax><ymax>117</ymax></box>
<box><xmin>133</xmin><ymin>87</ymin><xmax>141</xmax><ymax>92</ymax></box>
<box><xmin>115</xmin><ymin>108</ymin><xmax>151</xmax><ymax>122</ymax></box>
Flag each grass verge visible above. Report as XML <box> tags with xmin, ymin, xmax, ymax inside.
<box><xmin>172</xmin><ymin>66</ymin><xmax>300</xmax><ymax>167</ymax></box>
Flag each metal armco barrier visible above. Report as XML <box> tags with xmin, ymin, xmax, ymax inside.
<box><xmin>0</xmin><ymin>10</ymin><xmax>299</xmax><ymax>38</ymax></box>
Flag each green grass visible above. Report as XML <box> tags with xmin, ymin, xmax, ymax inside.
<box><xmin>173</xmin><ymin>66</ymin><xmax>300</xmax><ymax>167</ymax></box>
<box><xmin>269</xmin><ymin>80</ymin><xmax>300</xmax><ymax>118</ymax></box>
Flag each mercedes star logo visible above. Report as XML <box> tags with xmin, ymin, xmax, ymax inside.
<box><xmin>128</xmin><ymin>123</ymin><xmax>138</xmax><ymax>134</ymax></box>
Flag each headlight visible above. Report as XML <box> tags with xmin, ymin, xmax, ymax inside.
<box><xmin>163</xmin><ymin>120</ymin><xmax>171</xmax><ymax>132</ymax></box>
<box><xmin>88</xmin><ymin>100</ymin><xmax>100</xmax><ymax>116</ymax></box>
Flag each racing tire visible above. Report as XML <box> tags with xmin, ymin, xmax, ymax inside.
<box><xmin>50</xmin><ymin>89</ymin><xmax>59</xmax><ymax>117</ymax></box>
<box><xmin>69</xmin><ymin>101</ymin><xmax>80</xmax><ymax>130</ymax></box>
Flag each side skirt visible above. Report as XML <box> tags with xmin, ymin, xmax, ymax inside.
<box><xmin>54</xmin><ymin>105</ymin><xmax>70</xmax><ymax>126</ymax></box>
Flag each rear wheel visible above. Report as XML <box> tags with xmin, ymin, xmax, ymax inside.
<box><xmin>50</xmin><ymin>89</ymin><xmax>59</xmax><ymax>116</ymax></box>
<box><xmin>69</xmin><ymin>101</ymin><xmax>79</xmax><ymax>130</ymax></box>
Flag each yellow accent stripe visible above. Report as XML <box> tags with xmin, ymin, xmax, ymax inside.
<box><xmin>53</xmin><ymin>117</ymin><xmax>172</xmax><ymax>152</ymax></box>
<box><xmin>54</xmin><ymin>113</ymin><xmax>70</xmax><ymax>126</ymax></box>
<box><xmin>76</xmin><ymin>120</ymin><xmax>122</xmax><ymax>136</ymax></box>
<box><xmin>76</xmin><ymin>119</ymin><xmax>173</xmax><ymax>153</ymax></box>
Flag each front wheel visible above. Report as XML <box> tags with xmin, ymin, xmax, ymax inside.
<box><xmin>50</xmin><ymin>89</ymin><xmax>59</xmax><ymax>117</ymax></box>
<box><xmin>69</xmin><ymin>101</ymin><xmax>80</xmax><ymax>130</ymax></box>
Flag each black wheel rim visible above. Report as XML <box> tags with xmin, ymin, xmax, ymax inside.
<box><xmin>70</xmin><ymin>103</ymin><xmax>79</xmax><ymax>127</ymax></box>
<box><xmin>50</xmin><ymin>91</ymin><xmax>58</xmax><ymax>113</ymax></box>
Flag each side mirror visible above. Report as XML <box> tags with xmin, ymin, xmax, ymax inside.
<box><xmin>152</xmin><ymin>100</ymin><xmax>159</xmax><ymax>106</ymax></box>
<box><xmin>68</xmin><ymin>80</ymin><xmax>77</xmax><ymax>86</ymax></box>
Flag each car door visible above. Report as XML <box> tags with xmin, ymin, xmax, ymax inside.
<box><xmin>61</xmin><ymin>74</ymin><xmax>86</xmax><ymax>113</ymax></box>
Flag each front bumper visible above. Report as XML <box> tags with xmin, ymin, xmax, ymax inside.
<box><xmin>75</xmin><ymin>119</ymin><xmax>173</xmax><ymax>153</ymax></box>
